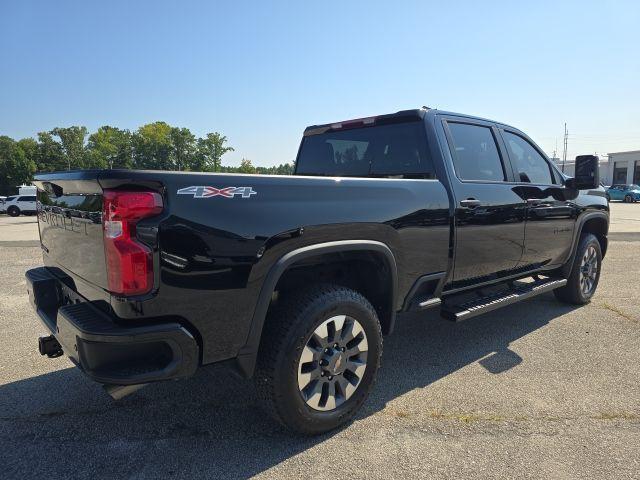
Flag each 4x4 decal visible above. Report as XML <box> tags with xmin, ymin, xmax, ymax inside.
<box><xmin>177</xmin><ymin>186</ymin><xmax>257</xmax><ymax>199</ymax></box>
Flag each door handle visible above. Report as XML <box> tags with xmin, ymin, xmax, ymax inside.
<box><xmin>459</xmin><ymin>198</ymin><xmax>481</xmax><ymax>208</ymax></box>
<box><xmin>526</xmin><ymin>198</ymin><xmax>543</xmax><ymax>206</ymax></box>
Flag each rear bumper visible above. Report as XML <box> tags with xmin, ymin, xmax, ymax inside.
<box><xmin>26</xmin><ymin>267</ymin><xmax>199</xmax><ymax>385</ymax></box>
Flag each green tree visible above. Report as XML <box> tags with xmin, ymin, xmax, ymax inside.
<box><xmin>51</xmin><ymin>126</ymin><xmax>88</xmax><ymax>169</ymax></box>
<box><xmin>0</xmin><ymin>136</ymin><xmax>17</xmax><ymax>195</ymax></box>
<box><xmin>17</xmin><ymin>138</ymin><xmax>38</xmax><ymax>167</ymax></box>
<box><xmin>132</xmin><ymin>122</ymin><xmax>173</xmax><ymax>170</ymax></box>
<box><xmin>255</xmin><ymin>162</ymin><xmax>294</xmax><ymax>175</ymax></box>
<box><xmin>194</xmin><ymin>132</ymin><xmax>234</xmax><ymax>172</ymax></box>
<box><xmin>0</xmin><ymin>123</ymin><xmax>260</xmax><ymax>181</ymax></box>
<box><xmin>86</xmin><ymin>126</ymin><xmax>133</xmax><ymax>169</ymax></box>
<box><xmin>35</xmin><ymin>131</ymin><xmax>66</xmax><ymax>172</ymax></box>
<box><xmin>0</xmin><ymin>136</ymin><xmax>37</xmax><ymax>195</ymax></box>
<box><xmin>237</xmin><ymin>158</ymin><xmax>256</xmax><ymax>174</ymax></box>
<box><xmin>170</xmin><ymin>127</ymin><xmax>196</xmax><ymax>171</ymax></box>
<box><xmin>279</xmin><ymin>162</ymin><xmax>295</xmax><ymax>175</ymax></box>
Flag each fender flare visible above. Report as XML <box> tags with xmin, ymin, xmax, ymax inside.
<box><xmin>561</xmin><ymin>211</ymin><xmax>609</xmax><ymax>276</ymax></box>
<box><xmin>234</xmin><ymin>240</ymin><xmax>398</xmax><ymax>378</ymax></box>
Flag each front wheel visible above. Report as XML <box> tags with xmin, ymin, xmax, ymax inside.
<box><xmin>554</xmin><ymin>233</ymin><xmax>602</xmax><ymax>305</ymax></box>
<box><xmin>254</xmin><ymin>284</ymin><xmax>382</xmax><ymax>435</ymax></box>
<box><xmin>624</xmin><ymin>194</ymin><xmax>633</xmax><ymax>203</ymax></box>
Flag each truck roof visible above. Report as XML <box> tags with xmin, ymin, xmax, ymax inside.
<box><xmin>303</xmin><ymin>107</ymin><xmax>517</xmax><ymax>137</ymax></box>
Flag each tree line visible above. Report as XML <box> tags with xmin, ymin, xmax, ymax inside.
<box><xmin>0</xmin><ymin>121</ymin><xmax>294</xmax><ymax>195</ymax></box>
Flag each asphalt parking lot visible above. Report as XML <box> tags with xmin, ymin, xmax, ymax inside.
<box><xmin>1</xmin><ymin>204</ymin><xmax>638</xmax><ymax>479</ymax></box>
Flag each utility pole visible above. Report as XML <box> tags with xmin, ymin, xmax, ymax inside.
<box><xmin>562</xmin><ymin>123</ymin><xmax>568</xmax><ymax>173</ymax></box>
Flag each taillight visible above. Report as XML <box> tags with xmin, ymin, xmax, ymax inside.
<box><xmin>102</xmin><ymin>190</ymin><xmax>163</xmax><ymax>296</ymax></box>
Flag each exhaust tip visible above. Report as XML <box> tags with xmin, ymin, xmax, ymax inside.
<box><xmin>38</xmin><ymin>335</ymin><xmax>63</xmax><ymax>358</ymax></box>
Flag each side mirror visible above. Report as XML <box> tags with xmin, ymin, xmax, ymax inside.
<box><xmin>565</xmin><ymin>155</ymin><xmax>599</xmax><ymax>190</ymax></box>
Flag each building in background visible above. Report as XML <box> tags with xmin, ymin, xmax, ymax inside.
<box><xmin>607</xmin><ymin>151</ymin><xmax>640</xmax><ymax>186</ymax></box>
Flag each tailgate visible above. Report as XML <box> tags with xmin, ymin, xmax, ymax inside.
<box><xmin>34</xmin><ymin>173</ymin><xmax>108</xmax><ymax>290</ymax></box>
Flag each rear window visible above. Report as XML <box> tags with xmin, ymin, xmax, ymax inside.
<box><xmin>296</xmin><ymin>122</ymin><xmax>435</xmax><ymax>178</ymax></box>
<box><xmin>447</xmin><ymin>122</ymin><xmax>506</xmax><ymax>182</ymax></box>
<box><xmin>18</xmin><ymin>196</ymin><xmax>36</xmax><ymax>202</ymax></box>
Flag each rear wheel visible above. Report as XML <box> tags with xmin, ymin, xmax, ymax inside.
<box><xmin>624</xmin><ymin>194</ymin><xmax>633</xmax><ymax>203</ymax></box>
<box><xmin>7</xmin><ymin>206</ymin><xmax>20</xmax><ymax>217</ymax></box>
<box><xmin>554</xmin><ymin>233</ymin><xmax>602</xmax><ymax>305</ymax></box>
<box><xmin>254</xmin><ymin>284</ymin><xmax>382</xmax><ymax>435</ymax></box>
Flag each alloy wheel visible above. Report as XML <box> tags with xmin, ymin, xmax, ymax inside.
<box><xmin>579</xmin><ymin>245</ymin><xmax>598</xmax><ymax>295</ymax></box>
<box><xmin>297</xmin><ymin>315</ymin><xmax>368</xmax><ymax>411</ymax></box>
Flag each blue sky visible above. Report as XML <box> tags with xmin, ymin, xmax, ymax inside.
<box><xmin>1</xmin><ymin>0</ymin><xmax>639</xmax><ymax>167</ymax></box>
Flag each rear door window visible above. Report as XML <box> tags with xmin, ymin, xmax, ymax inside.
<box><xmin>503</xmin><ymin>131</ymin><xmax>554</xmax><ymax>185</ymax></box>
<box><xmin>296</xmin><ymin>121</ymin><xmax>435</xmax><ymax>178</ymax></box>
<box><xmin>446</xmin><ymin>122</ymin><xmax>506</xmax><ymax>182</ymax></box>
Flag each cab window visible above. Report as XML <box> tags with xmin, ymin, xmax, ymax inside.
<box><xmin>503</xmin><ymin>132</ymin><xmax>555</xmax><ymax>185</ymax></box>
<box><xmin>446</xmin><ymin>122</ymin><xmax>506</xmax><ymax>182</ymax></box>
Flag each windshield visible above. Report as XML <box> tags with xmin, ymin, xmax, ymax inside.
<box><xmin>296</xmin><ymin>121</ymin><xmax>435</xmax><ymax>179</ymax></box>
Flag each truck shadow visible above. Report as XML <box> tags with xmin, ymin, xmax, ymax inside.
<box><xmin>1</xmin><ymin>294</ymin><xmax>578</xmax><ymax>479</ymax></box>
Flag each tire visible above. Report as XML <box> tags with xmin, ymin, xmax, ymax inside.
<box><xmin>605</xmin><ymin>194</ymin><xmax>610</xmax><ymax>202</ymax></box>
<box><xmin>624</xmin><ymin>194</ymin><xmax>633</xmax><ymax>203</ymax></box>
<box><xmin>7</xmin><ymin>206</ymin><xmax>20</xmax><ymax>217</ymax></box>
<box><xmin>254</xmin><ymin>283</ymin><xmax>382</xmax><ymax>435</ymax></box>
<box><xmin>554</xmin><ymin>233</ymin><xmax>602</xmax><ymax>305</ymax></box>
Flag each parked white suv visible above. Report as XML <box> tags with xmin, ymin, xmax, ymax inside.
<box><xmin>0</xmin><ymin>196</ymin><xmax>14</xmax><ymax>214</ymax></box>
<box><xmin>1</xmin><ymin>195</ymin><xmax>37</xmax><ymax>216</ymax></box>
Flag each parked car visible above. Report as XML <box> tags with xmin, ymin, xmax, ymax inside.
<box><xmin>26</xmin><ymin>108</ymin><xmax>608</xmax><ymax>434</ymax></box>
<box><xmin>0</xmin><ymin>195</ymin><xmax>13</xmax><ymax>213</ymax></box>
<box><xmin>2</xmin><ymin>195</ymin><xmax>37</xmax><ymax>216</ymax></box>
<box><xmin>1</xmin><ymin>196</ymin><xmax>19</xmax><ymax>214</ymax></box>
<box><xmin>606</xmin><ymin>184</ymin><xmax>640</xmax><ymax>202</ymax></box>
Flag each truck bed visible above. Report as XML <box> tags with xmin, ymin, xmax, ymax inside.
<box><xmin>33</xmin><ymin>169</ymin><xmax>450</xmax><ymax>364</ymax></box>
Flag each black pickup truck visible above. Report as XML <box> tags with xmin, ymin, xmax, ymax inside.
<box><xmin>26</xmin><ymin>108</ymin><xmax>608</xmax><ymax>434</ymax></box>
